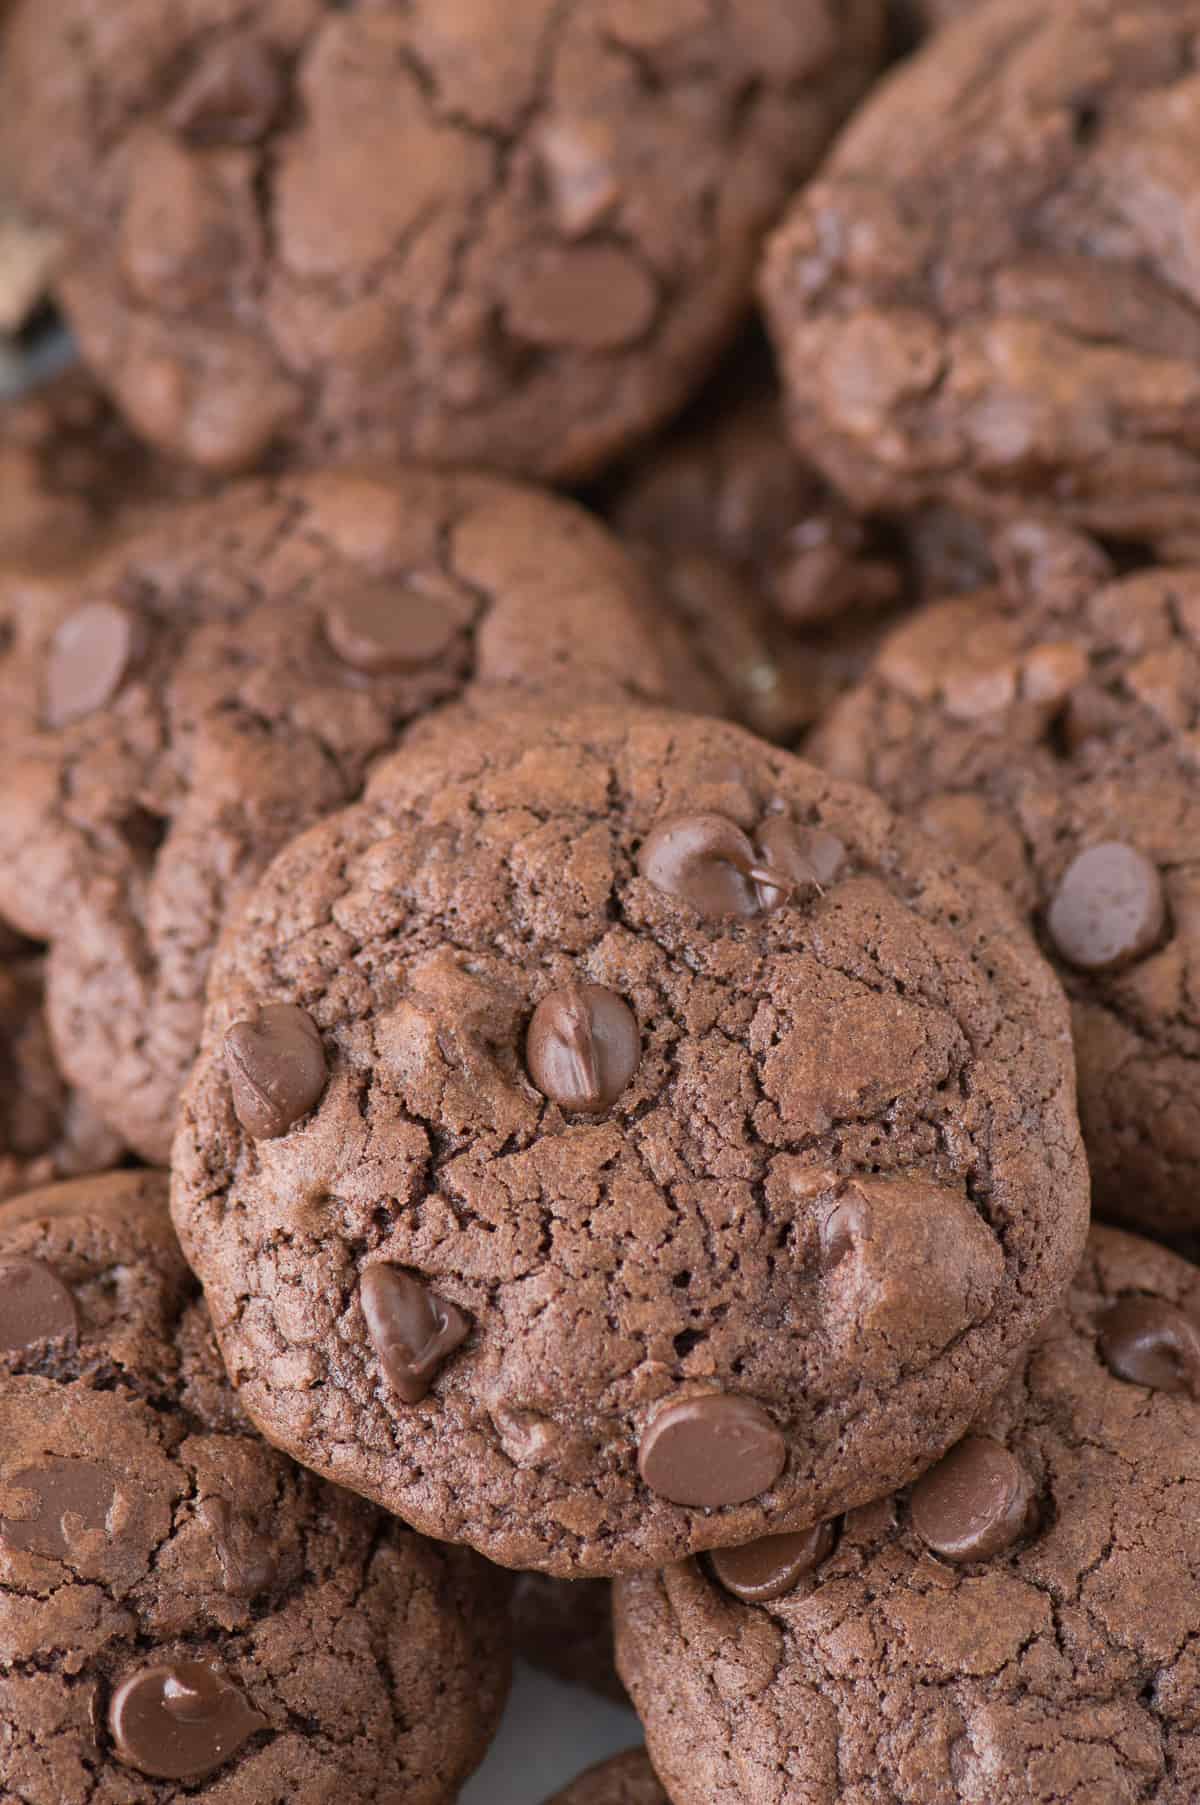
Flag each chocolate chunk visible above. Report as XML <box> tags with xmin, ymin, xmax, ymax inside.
<box><xmin>360</xmin><ymin>1264</ymin><xmax>470</xmax><ymax>1405</ymax></box>
<box><xmin>44</xmin><ymin>601</ymin><xmax>139</xmax><ymax>728</ymax></box>
<box><xmin>224</xmin><ymin>1003</ymin><xmax>327</xmax><ymax>1140</ymax></box>
<box><xmin>638</xmin><ymin>1393</ymin><xmax>786</xmax><ymax>1508</ymax></box>
<box><xmin>167</xmin><ymin>36</ymin><xmax>285</xmax><ymax>146</ymax></box>
<box><xmin>1098</xmin><ymin>1295</ymin><xmax>1200</xmax><ymax>1399</ymax></box>
<box><xmin>322</xmin><ymin>575</ymin><xmax>466</xmax><ymax>674</ymax></box>
<box><xmin>709</xmin><ymin>1521</ymin><xmax>836</xmax><ymax>1603</ymax></box>
<box><xmin>198</xmin><ymin>1496</ymin><xmax>277</xmax><ymax>1598</ymax></box>
<box><xmin>1046</xmin><ymin>842</ymin><xmax>1167</xmax><ymax>972</ymax></box>
<box><xmin>526</xmin><ymin>983</ymin><xmax>641</xmax><ymax>1114</ymax></box>
<box><xmin>0</xmin><ymin>1458</ymin><xmax>114</xmax><ymax>1558</ymax></box>
<box><xmin>910</xmin><ymin>1435</ymin><xmax>1036</xmax><ymax>1563</ymax></box>
<box><xmin>637</xmin><ymin>814</ymin><xmax>779</xmax><ymax>920</ymax></box>
<box><xmin>0</xmin><ymin>1256</ymin><xmax>78</xmax><ymax>1351</ymax></box>
<box><xmin>108</xmin><ymin>1660</ymin><xmax>267</xmax><ymax>1780</ymax></box>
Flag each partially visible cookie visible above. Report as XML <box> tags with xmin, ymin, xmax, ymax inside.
<box><xmin>512</xmin><ymin>1574</ymin><xmax>623</xmax><ymax>1701</ymax></box>
<box><xmin>0</xmin><ymin>0</ymin><xmax>885</xmax><ymax>481</ymax></box>
<box><xmin>616</xmin><ymin>1224</ymin><xmax>1200</xmax><ymax>1805</ymax></box>
<box><xmin>812</xmin><ymin>522</ymin><xmax>1200</xmax><ymax>1237</ymax></box>
<box><xmin>546</xmin><ymin>1750</ymin><xmax>667</xmax><ymax>1805</ymax></box>
<box><xmin>0</xmin><ymin>1169</ymin><xmax>510</xmax><ymax>1805</ymax></box>
<box><xmin>0</xmin><ymin>467</ymin><xmax>700</xmax><ymax>1163</ymax></box>
<box><xmin>172</xmin><ymin>702</ymin><xmax>1087</xmax><ymax>1575</ymax></box>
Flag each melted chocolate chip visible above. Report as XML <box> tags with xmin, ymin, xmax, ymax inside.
<box><xmin>0</xmin><ymin>1257</ymin><xmax>78</xmax><ymax>1352</ymax></box>
<box><xmin>637</xmin><ymin>1393</ymin><xmax>786</xmax><ymax>1508</ymax></box>
<box><xmin>637</xmin><ymin>813</ymin><xmax>777</xmax><ymax>919</ymax></box>
<box><xmin>44</xmin><ymin>601</ymin><xmax>140</xmax><ymax>728</ymax></box>
<box><xmin>322</xmin><ymin>574</ymin><xmax>464</xmax><ymax>673</ymax></box>
<box><xmin>755</xmin><ymin>816</ymin><xmax>846</xmax><ymax>901</ymax></box>
<box><xmin>709</xmin><ymin>1521</ymin><xmax>837</xmax><ymax>1603</ymax></box>
<box><xmin>0</xmin><ymin>1458</ymin><xmax>114</xmax><ymax>1559</ymax></box>
<box><xmin>108</xmin><ymin>1660</ymin><xmax>267</xmax><ymax>1780</ymax></box>
<box><xmin>910</xmin><ymin>1436</ymin><xmax>1036</xmax><ymax>1563</ymax></box>
<box><xmin>360</xmin><ymin>1264</ymin><xmax>470</xmax><ymax>1405</ymax></box>
<box><xmin>525</xmin><ymin>983</ymin><xmax>640</xmax><ymax>1113</ymax></box>
<box><xmin>198</xmin><ymin>1497</ymin><xmax>277</xmax><ymax>1598</ymax></box>
<box><xmin>1046</xmin><ymin>842</ymin><xmax>1167</xmax><ymax>972</ymax></box>
<box><xmin>224</xmin><ymin>1002</ymin><xmax>327</xmax><ymax>1139</ymax></box>
<box><xmin>1097</xmin><ymin>1295</ymin><xmax>1200</xmax><ymax>1398</ymax></box>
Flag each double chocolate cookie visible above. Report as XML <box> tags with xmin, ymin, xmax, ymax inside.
<box><xmin>0</xmin><ymin>0</ymin><xmax>884</xmax><ymax>481</ymax></box>
<box><xmin>0</xmin><ymin>466</ymin><xmax>695</xmax><ymax>1164</ymax></box>
<box><xmin>547</xmin><ymin>1750</ymin><xmax>667</xmax><ymax>1805</ymax></box>
<box><xmin>812</xmin><ymin>522</ymin><xmax>1200</xmax><ymax>1237</ymax></box>
<box><xmin>171</xmin><ymin>703</ymin><xmax>1087</xmax><ymax>1575</ymax></box>
<box><xmin>616</xmin><ymin>1224</ymin><xmax>1200</xmax><ymax>1805</ymax></box>
<box><xmin>762</xmin><ymin>0</ymin><xmax>1200</xmax><ymax>553</ymax></box>
<box><xmin>0</xmin><ymin>1169</ymin><xmax>509</xmax><ymax>1803</ymax></box>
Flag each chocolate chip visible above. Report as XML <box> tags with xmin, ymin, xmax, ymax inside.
<box><xmin>360</xmin><ymin>1264</ymin><xmax>470</xmax><ymax>1405</ymax></box>
<box><xmin>44</xmin><ymin>601</ymin><xmax>140</xmax><ymax>728</ymax></box>
<box><xmin>108</xmin><ymin>1660</ymin><xmax>267</xmax><ymax>1780</ymax></box>
<box><xmin>198</xmin><ymin>1497</ymin><xmax>277</xmax><ymax>1598</ymax></box>
<box><xmin>755</xmin><ymin>815</ymin><xmax>846</xmax><ymax>905</ymax></box>
<box><xmin>0</xmin><ymin>1257</ymin><xmax>78</xmax><ymax>1352</ymax></box>
<box><xmin>0</xmin><ymin>1458</ymin><xmax>114</xmax><ymax>1559</ymax></box>
<box><xmin>503</xmin><ymin>245</ymin><xmax>657</xmax><ymax>350</ymax></box>
<box><xmin>637</xmin><ymin>813</ymin><xmax>779</xmax><ymax>920</ymax></box>
<box><xmin>168</xmin><ymin>37</ymin><xmax>286</xmax><ymax>146</ymax></box>
<box><xmin>637</xmin><ymin>1393</ymin><xmax>786</xmax><ymax>1508</ymax></box>
<box><xmin>910</xmin><ymin>1436</ymin><xmax>1036</xmax><ymax>1563</ymax></box>
<box><xmin>709</xmin><ymin>1521</ymin><xmax>837</xmax><ymax>1603</ymax></box>
<box><xmin>1046</xmin><ymin>842</ymin><xmax>1167</xmax><ymax>972</ymax></box>
<box><xmin>1097</xmin><ymin>1295</ymin><xmax>1200</xmax><ymax>1398</ymax></box>
<box><xmin>525</xmin><ymin>983</ymin><xmax>640</xmax><ymax>1114</ymax></box>
<box><xmin>322</xmin><ymin>575</ymin><xmax>464</xmax><ymax>673</ymax></box>
<box><xmin>224</xmin><ymin>1003</ymin><xmax>327</xmax><ymax>1139</ymax></box>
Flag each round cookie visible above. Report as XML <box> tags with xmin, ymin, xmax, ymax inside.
<box><xmin>171</xmin><ymin>702</ymin><xmax>1088</xmax><ymax>1575</ymax></box>
<box><xmin>546</xmin><ymin>1750</ymin><xmax>667</xmax><ymax>1805</ymax></box>
<box><xmin>762</xmin><ymin>0</ymin><xmax>1200</xmax><ymax>554</ymax></box>
<box><xmin>616</xmin><ymin>1223</ymin><xmax>1200</xmax><ymax>1805</ymax></box>
<box><xmin>512</xmin><ymin>1574</ymin><xmax>623</xmax><ymax>1701</ymax></box>
<box><xmin>0</xmin><ymin>466</ymin><xmax>699</xmax><ymax>1164</ymax></box>
<box><xmin>0</xmin><ymin>0</ymin><xmax>885</xmax><ymax>483</ymax></box>
<box><xmin>811</xmin><ymin>522</ymin><xmax>1200</xmax><ymax>1237</ymax></box>
<box><xmin>0</xmin><ymin>1169</ymin><xmax>510</xmax><ymax>1805</ymax></box>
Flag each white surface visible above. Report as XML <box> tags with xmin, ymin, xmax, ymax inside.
<box><xmin>461</xmin><ymin>1660</ymin><xmax>642</xmax><ymax>1804</ymax></box>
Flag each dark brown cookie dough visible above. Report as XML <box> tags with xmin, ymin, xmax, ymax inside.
<box><xmin>0</xmin><ymin>0</ymin><xmax>885</xmax><ymax>483</ymax></box>
<box><xmin>546</xmin><ymin>1750</ymin><xmax>667</xmax><ymax>1805</ymax></box>
<box><xmin>811</xmin><ymin>522</ymin><xmax>1200</xmax><ymax>1238</ymax></box>
<box><xmin>616</xmin><ymin>1224</ymin><xmax>1200</xmax><ymax>1805</ymax></box>
<box><xmin>171</xmin><ymin>703</ymin><xmax>1087</xmax><ymax>1575</ymax></box>
<box><xmin>512</xmin><ymin>1574</ymin><xmax>623</xmax><ymax>1701</ymax></box>
<box><xmin>0</xmin><ymin>1168</ymin><xmax>510</xmax><ymax>1805</ymax></box>
<box><xmin>762</xmin><ymin>0</ymin><xmax>1200</xmax><ymax>553</ymax></box>
<box><xmin>0</xmin><ymin>466</ymin><xmax>695</xmax><ymax>1164</ymax></box>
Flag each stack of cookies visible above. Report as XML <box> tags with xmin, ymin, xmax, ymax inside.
<box><xmin>1</xmin><ymin>2</ymin><xmax>1198</xmax><ymax>1801</ymax></box>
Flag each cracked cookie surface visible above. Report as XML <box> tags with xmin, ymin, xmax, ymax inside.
<box><xmin>546</xmin><ymin>1749</ymin><xmax>667</xmax><ymax>1805</ymax></box>
<box><xmin>0</xmin><ymin>465</ymin><xmax>695</xmax><ymax>1165</ymax></box>
<box><xmin>0</xmin><ymin>0</ymin><xmax>884</xmax><ymax>482</ymax></box>
<box><xmin>811</xmin><ymin>522</ymin><xmax>1200</xmax><ymax>1238</ymax></box>
<box><xmin>0</xmin><ymin>1168</ymin><xmax>509</xmax><ymax>1805</ymax></box>
<box><xmin>762</xmin><ymin>0</ymin><xmax>1200</xmax><ymax>553</ymax></box>
<box><xmin>171</xmin><ymin>703</ymin><xmax>1087</xmax><ymax>1575</ymax></box>
<box><xmin>615</xmin><ymin>1224</ymin><xmax>1200</xmax><ymax>1805</ymax></box>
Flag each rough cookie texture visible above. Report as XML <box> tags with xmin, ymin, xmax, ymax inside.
<box><xmin>616</xmin><ymin>1224</ymin><xmax>1200</xmax><ymax>1805</ymax></box>
<box><xmin>609</xmin><ymin>369</ymin><xmax>902</xmax><ymax>740</ymax></box>
<box><xmin>171</xmin><ymin>703</ymin><xmax>1087</xmax><ymax>1575</ymax></box>
<box><xmin>546</xmin><ymin>1750</ymin><xmax>667</xmax><ymax>1805</ymax></box>
<box><xmin>0</xmin><ymin>466</ymin><xmax>698</xmax><ymax>1164</ymax></box>
<box><xmin>0</xmin><ymin>1169</ymin><xmax>509</xmax><ymax>1805</ymax></box>
<box><xmin>0</xmin><ymin>951</ymin><xmax>124</xmax><ymax>1202</ymax></box>
<box><xmin>762</xmin><ymin>0</ymin><xmax>1200</xmax><ymax>552</ymax></box>
<box><xmin>812</xmin><ymin>521</ymin><xmax>1200</xmax><ymax>1238</ymax></box>
<box><xmin>0</xmin><ymin>0</ymin><xmax>884</xmax><ymax>482</ymax></box>
<box><xmin>511</xmin><ymin>1574</ymin><xmax>623</xmax><ymax>1701</ymax></box>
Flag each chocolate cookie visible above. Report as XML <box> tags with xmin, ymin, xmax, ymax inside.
<box><xmin>0</xmin><ymin>0</ymin><xmax>885</xmax><ymax>483</ymax></box>
<box><xmin>616</xmin><ymin>1223</ymin><xmax>1200</xmax><ymax>1804</ymax></box>
<box><xmin>171</xmin><ymin>703</ymin><xmax>1088</xmax><ymax>1575</ymax></box>
<box><xmin>0</xmin><ymin>467</ymin><xmax>696</xmax><ymax>1164</ymax></box>
<box><xmin>512</xmin><ymin>1574</ymin><xmax>623</xmax><ymax>1701</ymax></box>
<box><xmin>811</xmin><ymin>521</ymin><xmax>1200</xmax><ymax>1238</ymax></box>
<box><xmin>762</xmin><ymin>0</ymin><xmax>1200</xmax><ymax>553</ymax></box>
<box><xmin>546</xmin><ymin>1750</ymin><xmax>667</xmax><ymax>1805</ymax></box>
<box><xmin>0</xmin><ymin>1168</ymin><xmax>509</xmax><ymax>1804</ymax></box>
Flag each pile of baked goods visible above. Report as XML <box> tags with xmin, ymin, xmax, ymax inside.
<box><xmin>1</xmin><ymin>2</ymin><xmax>1198</xmax><ymax>1800</ymax></box>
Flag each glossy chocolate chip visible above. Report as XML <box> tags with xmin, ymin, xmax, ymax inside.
<box><xmin>638</xmin><ymin>1393</ymin><xmax>786</xmax><ymax>1508</ymax></box>
<box><xmin>709</xmin><ymin>1521</ymin><xmax>837</xmax><ymax>1603</ymax></box>
<box><xmin>323</xmin><ymin>575</ymin><xmax>463</xmax><ymax>673</ymax></box>
<box><xmin>198</xmin><ymin>1497</ymin><xmax>277</xmax><ymax>1599</ymax></box>
<box><xmin>526</xmin><ymin>983</ymin><xmax>640</xmax><ymax>1113</ymax></box>
<box><xmin>168</xmin><ymin>37</ymin><xmax>285</xmax><ymax>146</ymax></box>
<box><xmin>1046</xmin><ymin>842</ymin><xmax>1167</xmax><ymax>972</ymax></box>
<box><xmin>360</xmin><ymin>1264</ymin><xmax>470</xmax><ymax>1405</ymax></box>
<box><xmin>637</xmin><ymin>813</ymin><xmax>777</xmax><ymax>920</ymax></box>
<box><xmin>1097</xmin><ymin>1296</ymin><xmax>1200</xmax><ymax>1398</ymax></box>
<box><xmin>44</xmin><ymin>601</ymin><xmax>140</xmax><ymax>728</ymax></box>
<box><xmin>224</xmin><ymin>1003</ymin><xmax>327</xmax><ymax>1139</ymax></box>
<box><xmin>910</xmin><ymin>1436</ymin><xmax>1036</xmax><ymax>1563</ymax></box>
<box><xmin>755</xmin><ymin>816</ymin><xmax>846</xmax><ymax>902</ymax></box>
<box><xmin>0</xmin><ymin>1257</ymin><xmax>78</xmax><ymax>1352</ymax></box>
<box><xmin>108</xmin><ymin>1660</ymin><xmax>267</xmax><ymax>1780</ymax></box>
<box><xmin>0</xmin><ymin>1458</ymin><xmax>114</xmax><ymax>1558</ymax></box>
